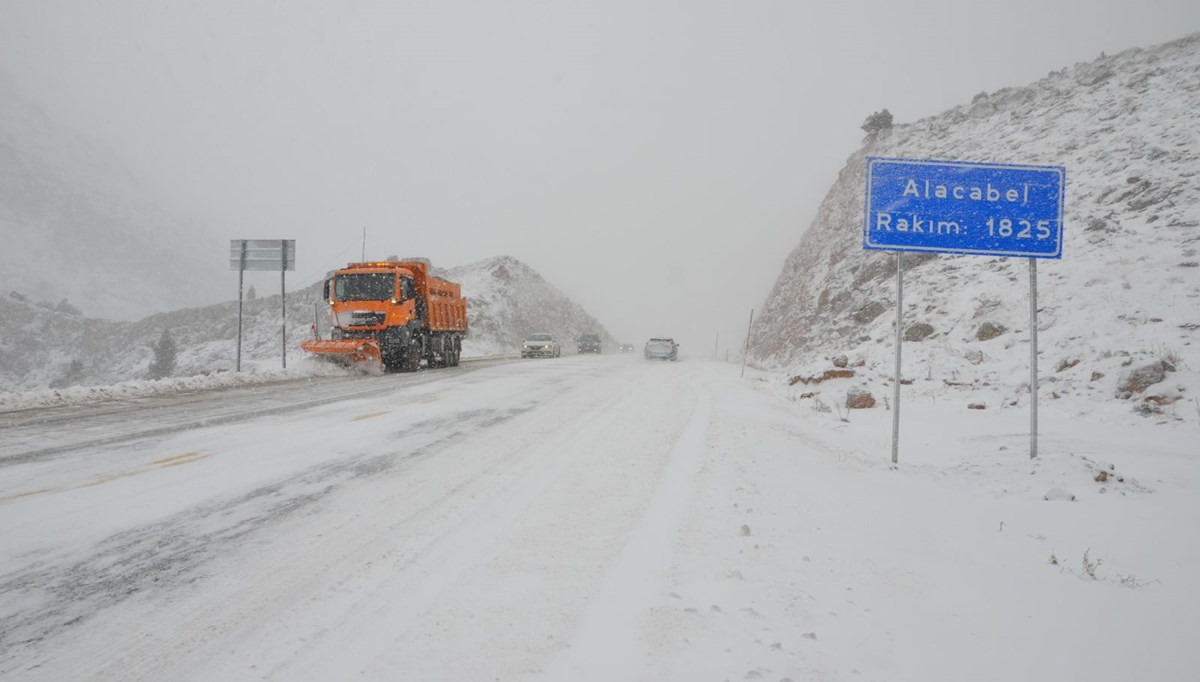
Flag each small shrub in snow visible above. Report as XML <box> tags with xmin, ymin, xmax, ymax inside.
<box><xmin>1116</xmin><ymin>574</ymin><xmax>1158</xmax><ymax>589</ymax></box>
<box><xmin>1081</xmin><ymin>549</ymin><xmax>1102</xmax><ymax>579</ymax></box>
<box><xmin>861</xmin><ymin>108</ymin><xmax>893</xmax><ymax>133</ymax></box>
<box><xmin>148</xmin><ymin>329</ymin><xmax>178</xmax><ymax>380</ymax></box>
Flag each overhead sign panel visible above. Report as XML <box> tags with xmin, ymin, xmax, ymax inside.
<box><xmin>230</xmin><ymin>239</ymin><xmax>296</xmax><ymax>271</ymax></box>
<box><xmin>864</xmin><ymin>158</ymin><xmax>1064</xmax><ymax>259</ymax></box>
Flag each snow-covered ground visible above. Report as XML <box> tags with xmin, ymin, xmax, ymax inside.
<box><xmin>1</xmin><ymin>354</ymin><xmax>1195</xmax><ymax>681</ymax></box>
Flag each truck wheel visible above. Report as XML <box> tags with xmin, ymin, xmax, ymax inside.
<box><xmin>398</xmin><ymin>348</ymin><xmax>420</xmax><ymax>372</ymax></box>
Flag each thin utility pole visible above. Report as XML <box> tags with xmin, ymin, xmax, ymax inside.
<box><xmin>740</xmin><ymin>309</ymin><xmax>754</xmax><ymax>378</ymax></box>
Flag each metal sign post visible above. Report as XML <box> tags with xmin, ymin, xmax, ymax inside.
<box><xmin>892</xmin><ymin>252</ymin><xmax>902</xmax><ymax>465</ymax></box>
<box><xmin>1029</xmin><ymin>259</ymin><xmax>1038</xmax><ymax>459</ymax></box>
<box><xmin>230</xmin><ymin>239</ymin><xmax>296</xmax><ymax>371</ymax></box>
<box><xmin>280</xmin><ymin>242</ymin><xmax>288</xmax><ymax>369</ymax></box>
<box><xmin>236</xmin><ymin>241</ymin><xmax>246</xmax><ymax>371</ymax></box>
<box><xmin>864</xmin><ymin>157</ymin><xmax>1064</xmax><ymax>462</ymax></box>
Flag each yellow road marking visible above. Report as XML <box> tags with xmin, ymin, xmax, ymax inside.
<box><xmin>155</xmin><ymin>452</ymin><xmax>213</xmax><ymax>468</ymax></box>
<box><xmin>1</xmin><ymin>450</ymin><xmax>215</xmax><ymax>504</ymax></box>
<box><xmin>353</xmin><ymin>411</ymin><xmax>391</xmax><ymax>422</ymax></box>
<box><xmin>152</xmin><ymin>451</ymin><xmax>204</xmax><ymax>465</ymax></box>
<box><xmin>0</xmin><ymin>487</ymin><xmax>55</xmax><ymax>503</ymax></box>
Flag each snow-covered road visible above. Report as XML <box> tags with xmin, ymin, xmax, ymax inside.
<box><xmin>2</xmin><ymin>355</ymin><xmax>1196</xmax><ymax>681</ymax></box>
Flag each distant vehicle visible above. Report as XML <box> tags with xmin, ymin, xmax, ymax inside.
<box><xmin>577</xmin><ymin>333</ymin><xmax>601</xmax><ymax>354</ymax></box>
<box><xmin>522</xmin><ymin>333</ymin><xmax>561</xmax><ymax>358</ymax></box>
<box><xmin>618</xmin><ymin>343</ymin><xmax>634</xmax><ymax>353</ymax></box>
<box><xmin>644</xmin><ymin>337</ymin><xmax>678</xmax><ymax>361</ymax></box>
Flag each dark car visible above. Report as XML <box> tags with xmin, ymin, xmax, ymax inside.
<box><xmin>644</xmin><ymin>337</ymin><xmax>678</xmax><ymax>361</ymax></box>
<box><xmin>618</xmin><ymin>343</ymin><xmax>634</xmax><ymax>353</ymax></box>
<box><xmin>577</xmin><ymin>333</ymin><xmax>601</xmax><ymax>354</ymax></box>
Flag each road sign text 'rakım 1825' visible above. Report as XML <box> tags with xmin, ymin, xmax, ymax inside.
<box><xmin>862</xmin><ymin>157</ymin><xmax>1065</xmax><ymax>465</ymax></box>
<box><xmin>864</xmin><ymin>158</ymin><xmax>1064</xmax><ymax>259</ymax></box>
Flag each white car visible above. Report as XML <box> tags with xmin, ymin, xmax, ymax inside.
<box><xmin>644</xmin><ymin>338</ymin><xmax>678</xmax><ymax>361</ymax></box>
<box><xmin>521</xmin><ymin>333</ymin><xmax>561</xmax><ymax>358</ymax></box>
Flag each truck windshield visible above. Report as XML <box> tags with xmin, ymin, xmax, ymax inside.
<box><xmin>335</xmin><ymin>273</ymin><xmax>395</xmax><ymax>301</ymax></box>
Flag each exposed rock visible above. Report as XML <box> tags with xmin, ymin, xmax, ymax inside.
<box><xmin>1090</xmin><ymin>371</ymin><xmax>1105</xmax><ymax>382</ymax></box>
<box><xmin>1116</xmin><ymin>359</ymin><xmax>1175</xmax><ymax>397</ymax></box>
<box><xmin>967</xmin><ymin>403</ymin><xmax>986</xmax><ymax>410</ymax></box>
<box><xmin>853</xmin><ymin>301</ymin><xmax>887</xmax><ymax>324</ymax></box>
<box><xmin>789</xmin><ymin>369</ymin><xmax>855</xmax><ymax>385</ymax></box>
<box><xmin>1043</xmin><ymin>488</ymin><xmax>1076</xmax><ymax>502</ymax></box>
<box><xmin>1143</xmin><ymin>394</ymin><xmax>1181</xmax><ymax>406</ymax></box>
<box><xmin>832</xmin><ymin>354</ymin><xmax>849</xmax><ymax>368</ymax></box>
<box><xmin>1056</xmin><ymin>358</ymin><xmax>1080</xmax><ymax>372</ymax></box>
<box><xmin>846</xmin><ymin>388</ymin><xmax>876</xmax><ymax>409</ymax></box>
<box><xmin>903</xmin><ymin>323</ymin><xmax>935</xmax><ymax>342</ymax></box>
<box><xmin>976</xmin><ymin>322</ymin><xmax>1008</xmax><ymax>341</ymax></box>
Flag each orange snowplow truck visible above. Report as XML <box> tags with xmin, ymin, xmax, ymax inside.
<box><xmin>301</xmin><ymin>259</ymin><xmax>467</xmax><ymax>372</ymax></box>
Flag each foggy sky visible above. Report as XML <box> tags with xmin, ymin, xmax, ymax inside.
<box><xmin>2</xmin><ymin>0</ymin><xmax>1198</xmax><ymax>354</ymax></box>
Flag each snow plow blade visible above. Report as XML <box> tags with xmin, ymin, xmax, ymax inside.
<box><xmin>300</xmin><ymin>339</ymin><xmax>382</xmax><ymax>366</ymax></box>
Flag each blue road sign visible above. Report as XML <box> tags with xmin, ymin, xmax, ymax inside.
<box><xmin>864</xmin><ymin>158</ymin><xmax>1064</xmax><ymax>258</ymax></box>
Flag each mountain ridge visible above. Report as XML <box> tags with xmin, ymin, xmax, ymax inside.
<box><xmin>749</xmin><ymin>32</ymin><xmax>1200</xmax><ymax>410</ymax></box>
<box><xmin>0</xmin><ymin>254</ymin><xmax>614</xmax><ymax>392</ymax></box>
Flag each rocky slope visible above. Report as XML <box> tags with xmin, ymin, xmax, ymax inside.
<box><xmin>442</xmin><ymin>256</ymin><xmax>616</xmax><ymax>357</ymax></box>
<box><xmin>750</xmin><ymin>33</ymin><xmax>1200</xmax><ymax>412</ymax></box>
<box><xmin>0</xmin><ymin>255</ymin><xmax>613</xmax><ymax>392</ymax></box>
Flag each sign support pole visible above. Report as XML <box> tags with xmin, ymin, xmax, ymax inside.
<box><xmin>281</xmin><ymin>243</ymin><xmax>288</xmax><ymax>370</ymax></box>
<box><xmin>740</xmin><ymin>309</ymin><xmax>754</xmax><ymax>378</ymax></box>
<box><xmin>892</xmin><ymin>252</ymin><xmax>903</xmax><ymax>465</ymax></box>
<box><xmin>1029</xmin><ymin>259</ymin><xmax>1038</xmax><ymax>459</ymax></box>
<box><xmin>237</xmin><ymin>240</ymin><xmax>246</xmax><ymax>372</ymax></box>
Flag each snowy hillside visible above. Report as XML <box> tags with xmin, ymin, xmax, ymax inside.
<box><xmin>0</xmin><ymin>69</ymin><xmax>226</xmax><ymax>321</ymax></box>
<box><xmin>444</xmin><ymin>256</ymin><xmax>616</xmax><ymax>357</ymax></box>
<box><xmin>0</xmin><ymin>255</ymin><xmax>614</xmax><ymax>394</ymax></box>
<box><xmin>750</xmin><ymin>33</ymin><xmax>1200</xmax><ymax>417</ymax></box>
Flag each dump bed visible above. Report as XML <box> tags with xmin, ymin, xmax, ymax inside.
<box><xmin>339</xmin><ymin>260</ymin><xmax>467</xmax><ymax>333</ymax></box>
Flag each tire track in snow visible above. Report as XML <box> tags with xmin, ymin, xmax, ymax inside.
<box><xmin>0</xmin><ymin>404</ymin><xmax>534</xmax><ymax>680</ymax></box>
<box><xmin>271</xmin><ymin>385</ymin><xmax>638</xmax><ymax>681</ymax></box>
<box><xmin>540</xmin><ymin>382</ymin><xmax>711</xmax><ymax>682</ymax></box>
